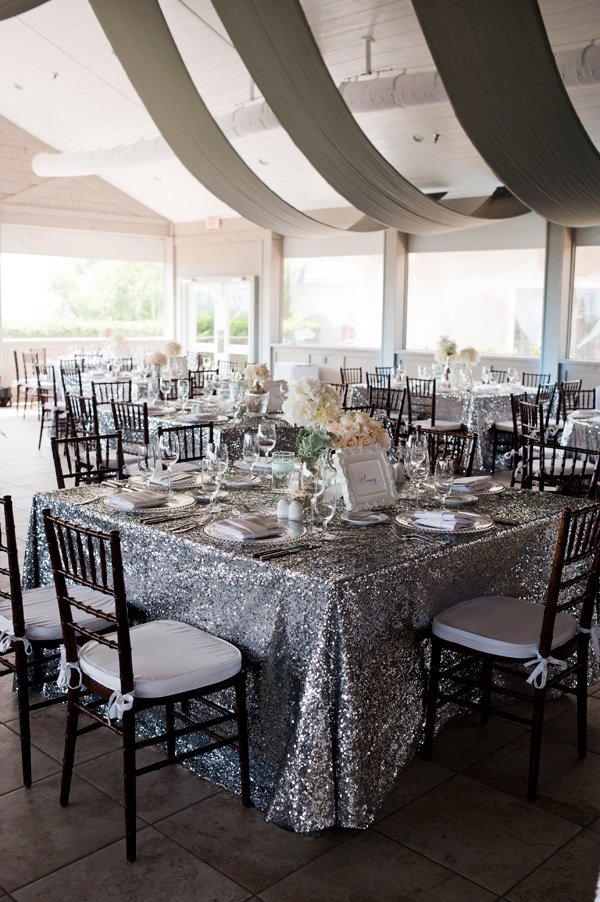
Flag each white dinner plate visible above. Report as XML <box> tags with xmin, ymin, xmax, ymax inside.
<box><xmin>394</xmin><ymin>511</ymin><xmax>494</xmax><ymax>534</ymax></box>
<box><xmin>179</xmin><ymin>413</ymin><xmax>229</xmax><ymax>424</ymax></box>
<box><xmin>233</xmin><ymin>459</ymin><xmax>272</xmax><ymax>472</ymax></box>
<box><xmin>129</xmin><ymin>472</ymin><xmax>198</xmax><ymax>490</ymax></box>
<box><xmin>450</xmin><ymin>482</ymin><xmax>504</xmax><ymax>497</ymax></box>
<box><xmin>203</xmin><ymin>520</ymin><xmax>307</xmax><ymax>544</ymax></box>
<box><xmin>341</xmin><ymin>511</ymin><xmax>389</xmax><ymax>526</ymax></box>
<box><xmin>442</xmin><ymin>493</ymin><xmax>478</xmax><ymax>506</ymax></box>
<box><xmin>103</xmin><ymin>492</ymin><xmax>196</xmax><ymax>514</ymax></box>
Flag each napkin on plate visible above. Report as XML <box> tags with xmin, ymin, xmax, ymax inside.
<box><xmin>234</xmin><ymin>457</ymin><xmax>272</xmax><ymax>471</ymax></box>
<box><xmin>146</xmin><ymin>406</ymin><xmax>170</xmax><ymax>416</ymax></box>
<box><xmin>210</xmin><ymin>515</ymin><xmax>283</xmax><ymax>541</ymax></box>
<box><xmin>452</xmin><ymin>475</ymin><xmax>494</xmax><ymax>493</ymax></box>
<box><xmin>180</xmin><ymin>412</ymin><xmax>217</xmax><ymax>423</ymax></box>
<box><xmin>107</xmin><ymin>490</ymin><xmax>168</xmax><ymax>510</ymax></box>
<box><xmin>411</xmin><ymin>510</ymin><xmax>478</xmax><ymax>531</ymax></box>
<box><xmin>148</xmin><ymin>469</ymin><xmax>197</xmax><ymax>488</ymax></box>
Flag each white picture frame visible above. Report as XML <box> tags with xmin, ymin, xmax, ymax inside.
<box><xmin>333</xmin><ymin>446</ymin><xmax>399</xmax><ymax>511</ymax></box>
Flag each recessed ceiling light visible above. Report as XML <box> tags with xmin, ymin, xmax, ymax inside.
<box><xmin>152</xmin><ymin>176</ymin><xmax>162</xmax><ymax>182</ymax></box>
<box><xmin>258</xmin><ymin>158</ymin><xmax>269</xmax><ymax>165</ymax></box>
<box><xmin>13</xmin><ymin>83</ymin><xmax>23</xmax><ymax>91</ymax></box>
<box><xmin>412</xmin><ymin>134</ymin><xmax>425</xmax><ymax>143</ymax></box>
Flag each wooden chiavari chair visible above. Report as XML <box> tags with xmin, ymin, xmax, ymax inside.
<box><xmin>12</xmin><ymin>350</ymin><xmax>27</xmax><ymax>413</ymax></box>
<box><xmin>406</xmin><ymin>378</ymin><xmax>462</xmax><ymax>431</ymax></box>
<box><xmin>35</xmin><ymin>364</ymin><xmax>67</xmax><ymax>449</ymax></box>
<box><xmin>43</xmin><ymin>511</ymin><xmax>251</xmax><ymax>861</ymax></box>
<box><xmin>424</xmin><ymin>503</ymin><xmax>600</xmax><ymax>799</ymax></box>
<box><xmin>92</xmin><ymin>380</ymin><xmax>132</xmax><ymax>405</ymax></box>
<box><xmin>189</xmin><ymin>369</ymin><xmax>218</xmax><ymax>398</ymax></box>
<box><xmin>66</xmin><ymin>394</ymin><xmax>99</xmax><ymax>437</ymax></box>
<box><xmin>366</xmin><ymin>371</ymin><xmax>390</xmax><ymax>391</ymax></box>
<box><xmin>523</xmin><ymin>439</ymin><xmax>600</xmax><ymax>499</ymax></box>
<box><xmin>522</xmin><ymin>372</ymin><xmax>551</xmax><ymax>388</ymax></box>
<box><xmin>157</xmin><ymin>423</ymin><xmax>212</xmax><ymax>462</ymax></box>
<box><xmin>328</xmin><ymin>382</ymin><xmax>348</xmax><ymax>409</ymax></box>
<box><xmin>60</xmin><ymin>360</ymin><xmax>84</xmax><ymax>398</ymax></box>
<box><xmin>340</xmin><ymin>367</ymin><xmax>362</xmax><ymax>386</ymax></box>
<box><xmin>375</xmin><ymin>366</ymin><xmax>393</xmax><ymax>376</ymax></box>
<box><xmin>110</xmin><ymin>400</ymin><xmax>150</xmax><ymax>452</ymax></box>
<box><xmin>490</xmin><ymin>368</ymin><xmax>509</xmax><ymax>384</ymax></box>
<box><xmin>51</xmin><ymin>433</ymin><xmax>124</xmax><ymax>489</ymax></box>
<box><xmin>416</xmin><ymin>427</ymin><xmax>478</xmax><ymax>477</ymax></box>
<box><xmin>490</xmin><ymin>391</ymin><xmax>528</xmax><ymax>473</ymax></box>
<box><xmin>0</xmin><ymin>495</ymin><xmax>113</xmax><ymax>787</ymax></box>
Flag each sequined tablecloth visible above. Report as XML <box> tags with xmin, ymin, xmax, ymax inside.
<box><xmin>97</xmin><ymin>406</ymin><xmax>298</xmax><ymax>460</ymax></box>
<box><xmin>352</xmin><ymin>383</ymin><xmax>528</xmax><ymax>470</ymax></box>
<box><xmin>23</xmin><ymin>483</ymin><xmax>570</xmax><ymax>833</ymax></box>
<box><xmin>561</xmin><ymin>413</ymin><xmax>600</xmax><ymax>451</ymax></box>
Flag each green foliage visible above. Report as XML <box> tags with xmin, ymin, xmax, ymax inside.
<box><xmin>229</xmin><ymin>312</ymin><xmax>248</xmax><ymax>337</ymax></box>
<box><xmin>282</xmin><ymin>316</ymin><xmax>321</xmax><ymax>343</ymax></box>
<box><xmin>196</xmin><ymin>312</ymin><xmax>214</xmax><ymax>339</ymax></box>
<box><xmin>3</xmin><ymin>319</ymin><xmax>163</xmax><ymax>338</ymax></box>
<box><xmin>296</xmin><ymin>425</ymin><xmax>332</xmax><ymax>466</ymax></box>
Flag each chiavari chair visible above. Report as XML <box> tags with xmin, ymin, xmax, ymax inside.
<box><xmin>43</xmin><ymin>511</ymin><xmax>251</xmax><ymax>861</ymax></box>
<box><xmin>490</xmin><ymin>391</ymin><xmax>528</xmax><ymax>473</ymax></box>
<box><xmin>189</xmin><ymin>369</ymin><xmax>218</xmax><ymax>398</ymax></box>
<box><xmin>51</xmin><ymin>433</ymin><xmax>124</xmax><ymax>489</ymax></box>
<box><xmin>417</xmin><ymin>427</ymin><xmax>478</xmax><ymax>477</ymax></box>
<box><xmin>0</xmin><ymin>495</ymin><xmax>113</xmax><ymax>786</ymax></box>
<box><xmin>522</xmin><ymin>439</ymin><xmax>600</xmax><ymax>499</ymax></box>
<box><xmin>340</xmin><ymin>367</ymin><xmax>362</xmax><ymax>386</ymax></box>
<box><xmin>328</xmin><ymin>382</ymin><xmax>348</xmax><ymax>408</ymax></box>
<box><xmin>12</xmin><ymin>350</ymin><xmax>27</xmax><ymax>414</ymax></box>
<box><xmin>366</xmin><ymin>371</ymin><xmax>390</xmax><ymax>391</ymax></box>
<box><xmin>406</xmin><ymin>378</ymin><xmax>462</xmax><ymax>431</ymax></box>
<box><xmin>92</xmin><ymin>380</ymin><xmax>132</xmax><ymax>405</ymax></box>
<box><xmin>157</xmin><ymin>423</ymin><xmax>212</xmax><ymax>462</ymax></box>
<box><xmin>490</xmin><ymin>368</ymin><xmax>509</xmax><ymax>384</ymax></box>
<box><xmin>375</xmin><ymin>366</ymin><xmax>393</xmax><ymax>376</ymax></box>
<box><xmin>424</xmin><ymin>503</ymin><xmax>600</xmax><ymax>800</ymax></box>
<box><xmin>66</xmin><ymin>394</ymin><xmax>99</xmax><ymax>437</ymax></box>
<box><xmin>35</xmin><ymin>363</ymin><xmax>67</xmax><ymax>449</ymax></box>
<box><xmin>522</xmin><ymin>372</ymin><xmax>551</xmax><ymax>388</ymax></box>
<box><xmin>60</xmin><ymin>360</ymin><xmax>84</xmax><ymax>398</ymax></box>
<box><xmin>110</xmin><ymin>400</ymin><xmax>150</xmax><ymax>452</ymax></box>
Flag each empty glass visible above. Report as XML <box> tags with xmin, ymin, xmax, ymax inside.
<box><xmin>434</xmin><ymin>458</ymin><xmax>454</xmax><ymax>508</ymax></box>
<box><xmin>311</xmin><ymin>466</ymin><xmax>339</xmax><ymax>537</ymax></box>
<box><xmin>257</xmin><ymin>422</ymin><xmax>276</xmax><ymax>459</ymax></box>
<box><xmin>481</xmin><ymin>366</ymin><xmax>491</xmax><ymax>385</ymax></box>
<box><xmin>507</xmin><ymin>366</ymin><xmax>519</xmax><ymax>384</ymax></box>
<box><xmin>242</xmin><ymin>431</ymin><xmax>260</xmax><ymax>476</ymax></box>
<box><xmin>417</xmin><ymin>364</ymin><xmax>429</xmax><ymax>379</ymax></box>
<box><xmin>137</xmin><ymin>443</ymin><xmax>152</xmax><ymax>480</ymax></box>
<box><xmin>159</xmin><ymin>376</ymin><xmax>172</xmax><ymax>405</ymax></box>
<box><xmin>177</xmin><ymin>379</ymin><xmax>190</xmax><ymax>409</ymax></box>
<box><xmin>156</xmin><ymin>433</ymin><xmax>180</xmax><ymax>493</ymax></box>
<box><xmin>405</xmin><ymin>434</ymin><xmax>430</xmax><ymax>508</ymax></box>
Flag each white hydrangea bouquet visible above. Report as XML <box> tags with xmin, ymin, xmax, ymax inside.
<box><xmin>434</xmin><ymin>335</ymin><xmax>458</xmax><ymax>365</ymax></box>
<box><xmin>283</xmin><ymin>378</ymin><xmax>390</xmax><ymax>466</ymax></box>
<box><xmin>456</xmin><ymin>346</ymin><xmax>480</xmax><ymax>365</ymax></box>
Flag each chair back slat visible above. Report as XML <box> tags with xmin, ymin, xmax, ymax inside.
<box><xmin>522</xmin><ymin>372</ymin><xmax>551</xmax><ymax>388</ymax></box>
<box><xmin>66</xmin><ymin>395</ymin><xmax>99</xmax><ymax>436</ymax></box>
<box><xmin>340</xmin><ymin>367</ymin><xmax>362</xmax><ymax>386</ymax></box>
<box><xmin>406</xmin><ymin>377</ymin><xmax>436</xmax><ymax>425</ymax></box>
<box><xmin>523</xmin><ymin>439</ymin><xmax>600</xmax><ymax>500</ymax></box>
<box><xmin>490</xmin><ymin>368</ymin><xmax>509</xmax><ymax>384</ymax></box>
<box><xmin>157</xmin><ymin>424</ymin><xmax>209</xmax><ymax>462</ymax></box>
<box><xmin>92</xmin><ymin>381</ymin><xmax>132</xmax><ymax>405</ymax></box>
<box><xmin>418</xmin><ymin>427</ymin><xmax>478</xmax><ymax>476</ymax></box>
<box><xmin>51</xmin><ymin>433</ymin><xmax>124</xmax><ymax>489</ymax></box>
<box><xmin>111</xmin><ymin>401</ymin><xmax>150</xmax><ymax>448</ymax></box>
<box><xmin>43</xmin><ymin>512</ymin><xmax>133</xmax><ymax>692</ymax></box>
<box><xmin>0</xmin><ymin>497</ymin><xmax>25</xmax><ymax>637</ymax></box>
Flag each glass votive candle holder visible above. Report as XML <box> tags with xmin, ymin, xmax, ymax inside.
<box><xmin>271</xmin><ymin>451</ymin><xmax>295</xmax><ymax>493</ymax></box>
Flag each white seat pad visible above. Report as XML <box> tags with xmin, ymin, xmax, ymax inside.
<box><xmin>0</xmin><ymin>584</ymin><xmax>113</xmax><ymax>642</ymax></box>
<box><xmin>493</xmin><ymin>419</ymin><xmax>514</xmax><ymax>432</ymax></box>
<box><xmin>432</xmin><ymin>595</ymin><xmax>577</xmax><ymax>658</ymax></box>
<box><xmin>413</xmin><ymin>418</ymin><xmax>463</xmax><ymax>431</ymax></box>
<box><xmin>79</xmin><ymin>619</ymin><xmax>242</xmax><ymax>698</ymax></box>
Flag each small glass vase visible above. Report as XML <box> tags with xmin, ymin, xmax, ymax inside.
<box><xmin>244</xmin><ymin>389</ymin><xmax>270</xmax><ymax>416</ymax></box>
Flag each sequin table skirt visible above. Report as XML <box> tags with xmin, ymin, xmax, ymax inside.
<box><xmin>24</xmin><ymin>485</ymin><xmax>569</xmax><ymax>833</ymax></box>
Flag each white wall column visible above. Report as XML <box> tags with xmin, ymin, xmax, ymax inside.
<box><xmin>381</xmin><ymin>229</ymin><xmax>407</xmax><ymax>365</ymax></box>
<box><xmin>542</xmin><ymin>222</ymin><xmax>573</xmax><ymax>379</ymax></box>
<box><xmin>261</xmin><ymin>233</ymin><xmax>283</xmax><ymax>368</ymax></box>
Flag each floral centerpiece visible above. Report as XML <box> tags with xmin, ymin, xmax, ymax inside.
<box><xmin>283</xmin><ymin>378</ymin><xmax>390</xmax><ymax>472</ymax></box>
<box><xmin>244</xmin><ymin>362</ymin><xmax>270</xmax><ymax>391</ymax></box>
<box><xmin>434</xmin><ymin>335</ymin><xmax>457</xmax><ymax>365</ymax></box>
<box><xmin>456</xmin><ymin>346</ymin><xmax>480</xmax><ymax>365</ymax></box>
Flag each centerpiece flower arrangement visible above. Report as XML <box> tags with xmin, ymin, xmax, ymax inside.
<box><xmin>244</xmin><ymin>362</ymin><xmax>270</xmax><ymax>391</ymax></box>
<box><xmin>164</xmin><ymin>340</ymin><xmax>182</xmax><ymax>358</ymax></box>
<box><xmin>282</xmin><ymin>378</ymin><xmax>390</xmax><ymax>468</ymax></box>
<box><xmin>434</xmin><ymin>335</ymin><xmax>458</xmax><ymax>365</ymax></box>
<box><xmin>456</xmin><ymin>346</ymin><xmax>480</xmax><ymax>365</ymax></box>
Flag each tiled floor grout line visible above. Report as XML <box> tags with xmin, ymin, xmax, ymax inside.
<box><xmin>499</xmin><ymin>821</ymin><xmax>588</xmax><ymax>899</ymax></box>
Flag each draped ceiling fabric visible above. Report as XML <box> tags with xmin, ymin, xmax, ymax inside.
<box><xmin>0</xmin><ymin>0</ymin><xmax>48</xmax><ymax>18</ymax></box>
<box><xmin>412</xmin><ymin>0</ymin><xmax>600</xmax><ymax>228</ymax></box>
<box><xmin>212</xmin><ymin>0</ymin><xmax>528</xmax><ymax>233</ymax></box>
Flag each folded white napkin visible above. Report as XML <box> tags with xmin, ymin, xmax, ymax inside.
<box><xmin>146</xmin><ymin>406</ymin><xmax>170</xmax><ymax>416</ymax></box>
<box><xmin>452</xmin><ymin>475</ymin><xmax>494</xmax><ymax>493</ymax></box>
<box><xmin>107</xmin><ymin>490</ymin><xmax>167</xmax><ymax>510</ymax></box>
<box><xmin>412</xmin><ymin>510</ymin><xmax>478</xmax><ymax>531</ymax></box>
<box><xmin>210</xmin><ymin>515</ymin><xmax>283</xmax><ymax>541</ymax></box>
<box><xmin>222</xmin><ymin>476</ymin><xmax>258</xmax><ymax>488</ymax></box>
<box><xmin>180</xmin><ymin>412</ymin><xmax>217</xmax><ymax>423</ymax></box>
<box><xmin>571</xmin><ymin>409</ymin><xmax>600</xmax><ymax>420</ymax></box>
<box><xmin>148</xmin><ymin>469</ymin><xmax>196</xmax><ymax>487</ymax></box>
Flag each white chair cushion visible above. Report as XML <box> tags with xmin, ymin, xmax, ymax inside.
<box><xmin>412</xmin><ymin>418</ymin><xmax>463</xmax><ymax>431</ymax></box>
<box><xmin>493</xmin><ymin>419</ymin><xmax>514</xmax><ymax>432</ymax></box>
<box><xmin>0</xmin><ymin>584</ymin><xmax>114</xmax><ymax>642</ymax></box>
<box><xmin>432</xmin><ymin>595</ymin><xmax>577</xmax><ymax>658</ymax></box>
<box><xmin>79</xmin><ymin>619</ymin><xmax>242</xmax><ymax>698</ymax></box>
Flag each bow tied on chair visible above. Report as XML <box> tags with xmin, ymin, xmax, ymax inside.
<box><xmin>524</xmin><ymin>652</ymin><xmax>568</xmax><ymax>689</ymax></box>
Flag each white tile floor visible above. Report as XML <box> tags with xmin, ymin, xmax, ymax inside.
<box><xmin>1</xmin><ymin>407</ymin><xmax>599</xmax><ymax>901</ymax></box>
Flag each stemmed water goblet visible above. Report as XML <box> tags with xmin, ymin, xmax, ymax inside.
<box><xmin>147</xmin><ymin>379</ymin><xmax>160</xmax><ymax>407</ymax></box>
<box><xmin>311</xmin><ymin>464</ymin><xmax>339</xmax><ymax>539</ymax></box>
<box><xmin>159</xmin><ymin>376</ymin><xmax>172</xmax><ymax>406</ymax></box>
<box><xmin>434</xmin><ymin>458</ymin><xmax>454</xmax><ymax>509</ymax></box>
<box><xmin>507</xmin><ymin>366</ymin><xmax>519</xmax><ymax>385</ymax></box>
<box><xmin>405</xmin><ymin>434</ymin><xmax>430</xmax><ymax>509</ymax></box>
<box><xmin>177</xmin><ymin>378</ymin><xmax>190</xmax><ymax>410</ymax></box>
<box><xmin>156</xmin><ymin>433</ymin><xmax>180</xmax><ymax>494</ymax></box>
<box><xmin>242</xmin><ymin>430</ymin><xmax>260</xmax><ymax>477</ymax></box>
<box><xmin>257</xmin><ymin>422</ymin><xmax>276</xmax><ymax>461</ymax></box>
<box><xmin>136</xmin><ymin>443</ymin><xmax>153</xmax><ymax>483</ymax></box>
<box><xmin>205</xmin><ymin>442</ymin><xmax>229</xmax><ymax>513</ymax></box>
<box><xmin>481</xmin><ymin>366</ymin><xmax>492</xmax><ymax>385</ymax></box>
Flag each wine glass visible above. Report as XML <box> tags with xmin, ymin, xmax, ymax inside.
<box><xmin>147</xmin><ymin>379</ymin><xmax>160</xmax><ymax>407</ymax></box>
<box><xmin>434</xmin><ymin>458</ymin><xmax>454</xmax><ymax>508</ymax></box>
<box><xmin>481</xmin><ymin>365</ymin><xmax>491</xmax><ymax>385</ymax></box>
<box><xmin>242</xmin><ymin>431</ymin><xmax>260</xmax><ymax>476</ymax></box>
<box><xmin>177</xmin><ymin>378</ymin><xmax>190</xmax><ymax>410</ymax></box>
<box><xmin>159</xmin><ymin>376</ymin><xmax>172</xmax><ymax>405</ymax></box>
<box><xmin>507</xmin><ymin>366</ymin><xmax>519</xmax><ymax>385</ymax></box>
<box><xmin>257</xmin><ymin>422</ymin><xmax>276</xmax><ymax>460</ymax></box>
<box><xmin>311</xmin><ymin>466</ymin><xmax>339</xmax><ymax>538</ymax></box>
<box><xmin>417</xmin><ymin>364</ymin><xmax>429</xmax><ymax>380</ymax></box>
<box><xmin>136</xmin><ymin>443</ymin><xmax>152</xmax><ymax>482</ymax></box>
<box><xmin>156</xmin><ymin>433</ymin><xmax>179</xmax><ymax>493</ymax></box>
<box><xmin>405</xmin><ymin>436</ymin><xmax>430</xmax><ymax>509</ymax></box>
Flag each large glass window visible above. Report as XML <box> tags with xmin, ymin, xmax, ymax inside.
<box><xmin>406</xmin><ymin>249</ymin><xmax>545</xmax><ymax>357</ymax></box>
<box><xmin>283</xmin><ymin>255</ymin><xmax>383</xmax><ymax>347</ymax></box>
<box><xmin>569</xmin><ymin>246</ymin><xmax>600</xmax><ymax>361</ymax></box>
<box><xmin>1</xmin><ymin>254</ymin><xmax>165</xmax><ymax>338</ymax></box>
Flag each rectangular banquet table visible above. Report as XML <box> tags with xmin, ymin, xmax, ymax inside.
<box><xmin>23</xmin><ymin>481</ymin><xmax>572</xmax><ymax>833</ymax></box>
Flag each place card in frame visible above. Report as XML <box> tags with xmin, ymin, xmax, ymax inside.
<box><xmin>333</xmin><ymin>446</ymin><xmax>399</xmax><ymax>511</ymax></box>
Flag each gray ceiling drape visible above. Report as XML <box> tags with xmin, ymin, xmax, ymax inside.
<box><xmin>212</xmin><ymin>0</ymin><xmax>529</xmax><ymax>234</ymax></box>
<box><xmin>0</xmin><ymin>0</ymin><xmax>48</xmax><ymax>18</ymax></box>
<box><xmin>89</xmin><ymin>0</ymin><xmax>379</xmax><ymax>239</ymax></box>
<box><xmin>412</xmin><ymin>0</ymin><xmax>600</xmax><ymax>228</ymax></box>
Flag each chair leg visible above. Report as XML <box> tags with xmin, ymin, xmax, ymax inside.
<box><xmin>38</xmin><ymin>407</ymin><xmax>46</xmax><ymax>449</ymax></box>
<box><xmin>491</xmin><ymin>428</ymin><xmax>497</xmax><ymax>473</ymax></box>
<box><xmin>15</xmin><ymin>645</ymin><xmax>32</xmax><ymax>787</ymax></box>
<box><xmin>123</xmin><ymin>711</ymin><xmax>137</xmax><ymax>862</ymax></box>
<box><xmin>235</xmin><ymin>675</ymin><xmax>251</xmax><ymax>807</ymax></box>
<box><xmin>577</xmin><ymin>635</ymin><xmax>589</xmax><ymax>760</ymax></box>
<box><xmin>165</xmin><ymin>701</ymin><xmax>176</xmax><ymax>759</ymax></box>
<box><xmin>527</xmin><ymin>687</ymin><xmax>546</xmax><ymax>800</ymax></box>
<box><xmin>60</xmin><ymin>689</ymin><xmax>80</xmax><ymax>806</ymax></box>
<box><xmin>422</xmin><ymin>639</ymin><xmax>442</xmax><ymax>759</ymax></box>
<box><xmin>480</xmin><ymin>659</ymin><xmax>493</xmax><ymax>726</ymax></box>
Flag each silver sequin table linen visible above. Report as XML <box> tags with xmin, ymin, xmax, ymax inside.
<box><xmin>352</xmin><ymin>383</ymin><xmax>529</xmax><ymax>469</ymax></box>
<box><xmin>561</xmin><ymin>413</ymin><xmax>600</xmax><ymax>451</ymax></box>
<box><xmin>23</xmin><ymin>484</ymin><xmax>569</xmax><ymax>833</ymax></box>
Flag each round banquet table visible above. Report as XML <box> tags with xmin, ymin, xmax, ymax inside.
<box><xmin>561</xmin><ymin>411</ymin><xmax>600</xmax><ymax>451</ymax></box>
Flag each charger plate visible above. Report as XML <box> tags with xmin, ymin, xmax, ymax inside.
<box><xmin>103</xmin><ymin>492</ymin><xmax>196</xmax><ymax>514</ymax></box>
<box><xmin>204</xmin><ymin>520</ymin><xmax>307</xmax><ymax>544</ymax></box>
<box><xmin>394</xmin><ymin>511</ymin><xmax>494</xmax><ymax>534</ymax></box>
